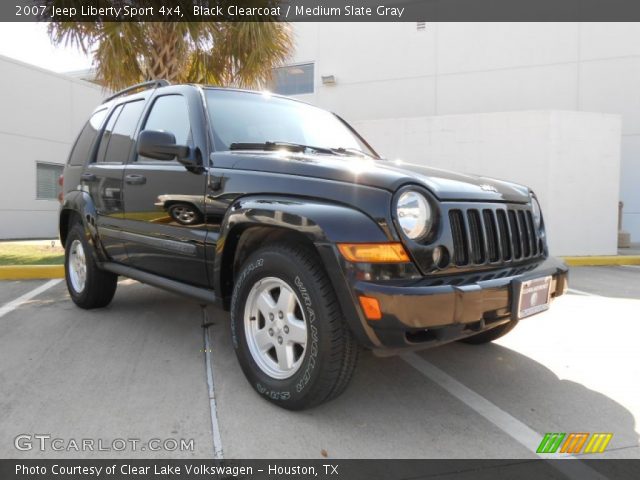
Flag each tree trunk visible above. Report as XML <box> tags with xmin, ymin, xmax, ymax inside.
<box><xmin>144</xmin><ymin>23</ymin><xmax>184</xmax><ymax>82</ymax></box>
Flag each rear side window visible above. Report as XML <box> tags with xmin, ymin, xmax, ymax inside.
<box><xmin>67</xmin><ymin>109</ymin><xmax>107</xmax><ymax>166</ymax></box>
<box><xmin>95</xmin><ymin>105</ymin><xmax>122</xmax><ymax>163</ymax></box>
<box><xmin>95</xmin><ymin>100</ymin><xmax>145</xmax><ymax>163</ymax></box>
<box><xmin>138</xmin><ymin>95</ymin><xmax>191</xmax><ymax>162</ymax></box>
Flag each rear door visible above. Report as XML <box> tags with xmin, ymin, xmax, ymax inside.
<box><xmin>121</xmin><ymin>89</ymin><xmax>209</xmax><ymax>287</ymax></box>
<box><xmin>85</xmin><ymin>100</ymin><xmax>146</xmax><ymax>263</ymax></box>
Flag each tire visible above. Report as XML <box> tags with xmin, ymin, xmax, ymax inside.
<box><xmin>230</xmin><ymin>243</ymin><xmax>359</xmax><ymax>410</ymax></box>
<box><xmin>64</xmin><ymin>223</ymin><xmax>118</xmax><ymax>309</ymax></box>
<box><xmin>459</xmin><ymin>320</ymin><xmax>518</xmax><ymax>345</ymax></box>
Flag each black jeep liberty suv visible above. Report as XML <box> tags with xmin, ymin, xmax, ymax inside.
<box><xmin>59</xmin><ymin>81</ymin><xmax>568</xmax><ymax>409</ymax></box>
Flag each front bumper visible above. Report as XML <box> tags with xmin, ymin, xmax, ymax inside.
<box><xmin>319</xmin><ymin>246</ymin><xmax>568</xmax><ymax>354</ymax></box>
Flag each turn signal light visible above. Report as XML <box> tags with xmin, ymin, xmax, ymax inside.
<box><xmin>337</xmin><ymin>243</ymin><xmax>410</xmax><ymax>263</ymax></box>
<box><xmin>359</xmin><ymin>295</ymin><xmax>382</xmax><ymax>320</ymax></box>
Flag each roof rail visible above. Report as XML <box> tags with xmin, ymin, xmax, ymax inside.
<box><xmin>102</xmin><ymin>79</ymin><xmax>170</xmax><ymax>104</ymax></box>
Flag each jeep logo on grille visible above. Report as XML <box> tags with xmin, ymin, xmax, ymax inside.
<box><xmin>480</xmin><ymin>184</ymin><xmax>498</xmax><ymax>192</ymax></box>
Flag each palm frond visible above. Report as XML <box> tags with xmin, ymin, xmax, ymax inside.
<box><xmin>46</xmin><ymin>3</ymin><xmax>293</xmax><ymax>90</ymax></box>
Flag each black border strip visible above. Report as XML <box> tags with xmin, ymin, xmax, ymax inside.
<box><xmin>5</xmin><ymin>1</ymin><xmax>640</xmax><ymax>22</ymax></box>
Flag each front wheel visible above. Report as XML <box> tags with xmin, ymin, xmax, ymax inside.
<box><xmin>65</xmin><ymin>223</ymin><xmax>118</xmax><ymax>309</ymax></box>
<box><xmin>230</xmin><ymin>243</ymin><xmax>359</xmax><ymax>410</ymax></box>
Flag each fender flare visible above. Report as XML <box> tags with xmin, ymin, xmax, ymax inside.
<box><xmin>59</xmin><ymin>190</ymin><xmax>107</xmax><ymax>263</ymax></box>
<box><xmin>214</xmin><ymin>194</ymin><xmax>390</xmax><ymax>286</ymax></box>
<box><xmin>214</xmin><ymin>195</ymin><xmax>392</xmax><ymax>348</ymax></box>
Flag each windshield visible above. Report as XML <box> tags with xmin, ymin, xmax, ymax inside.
<box><xmin>205</xmin><ymin>89</ymin><xmax>378</xmax><ymax>157</ymax></box>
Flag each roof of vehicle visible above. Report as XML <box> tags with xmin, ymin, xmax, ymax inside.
<box><xmin>100</xmin><ymin>80</ymin><xmax>313</xmax><ymax>110</ymax></box>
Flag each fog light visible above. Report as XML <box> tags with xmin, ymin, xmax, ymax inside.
<box><xmin>432</xmin><ymin>246</ymin><xmax>449</xmax><ymax>268</ymax></box>
<box><xmin>432</xmin><ymin>247</ymin><xmax>442</xmax><ymax>265</ymax></box>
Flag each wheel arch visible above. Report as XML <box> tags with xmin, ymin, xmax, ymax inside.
<box><xmin>58</xmin><ymin>190</ymin><xmax>106</xmax><ymax>262</ymax></box>
<box><xmin>214</xmin><ymin>195</ymin><xmax>390</xmax><ymax>308</ymax></box>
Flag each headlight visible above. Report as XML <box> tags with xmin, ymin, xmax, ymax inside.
<box><xmin>531</xmin><ymin>196</ymin><xmax>542</xmax><ymax>229</ymax></box>
<box><xmin>396</xmin><ymin>191</ymin><xmax>432</xmax><ymax>240</ymax></box>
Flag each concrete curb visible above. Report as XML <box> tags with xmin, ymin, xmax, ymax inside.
<box><xmin>561</xmin><ymin>256</ymin><xmax>640</xmax><ymax>266</ymax></box>
<box><xmin>0</xmin><ymin>265</ymin><xmax>64</xmax><ymax>280</ymax></box>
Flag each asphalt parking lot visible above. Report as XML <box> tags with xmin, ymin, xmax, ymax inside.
<box><xmin>0</xmin><ymin>266</ymin><xmax>638</xmax><ymax>461</ymax></box>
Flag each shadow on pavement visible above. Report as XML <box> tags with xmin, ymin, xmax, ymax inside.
<box><xmin>420</xmin><ymin>341</ymin><xmax>639</xmax><ymax>458</ymax></box>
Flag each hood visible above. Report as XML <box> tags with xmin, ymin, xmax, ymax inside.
<box><xmin>211</xmin><ymin>151</ymin><xmax>531</xmax><ymax>203</ymax></box>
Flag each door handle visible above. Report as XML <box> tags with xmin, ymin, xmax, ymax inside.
<box><xmin>125</xmin><ymin>174</ymin><xmax>146</xmax><ymax>185</ymax></box>
<box><xmin>81</xmin><ymin>173</ymin><xmax>97</xmax><ymax>182</ymax></box>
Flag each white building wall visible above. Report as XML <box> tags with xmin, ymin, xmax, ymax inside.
<box><xmin>354</xmin><ymin>111</ymin><xmax>621</xmax><ymax>256</ymax></box>
<box><xmin>289</xmin><ymin>22</ymin><xmax>640</xmax><ymax>244</ymax></box>
<box><xmin>0</xmin><ymin>55</ymin><xmax>104</xmax><ymax>239</ymax></box>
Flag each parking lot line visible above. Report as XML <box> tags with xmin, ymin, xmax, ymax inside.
<box><xmin>203</xmin><ymin>320</ymin><xmax>224</xmax><ymax>459</ymax></box>
<box><xmin>0</xmin><ymin>279</ymin><xmax>61</xmax><ymax>319</ymax></box>
<box><xmin>567</xmin><ymin>288</ymin><xmax>598</xmax><ymax>297</ymax></box>
<box><xmin>402</xmin><ymin>353</ymin><xmax>608</xmax><ymax>479</ymax></box>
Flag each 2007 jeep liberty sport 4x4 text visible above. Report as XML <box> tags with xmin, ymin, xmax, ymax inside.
<box><xmin>59</xmin><ymin>81</ymin><xmax>568</xmax><ymax>409</ymax></box>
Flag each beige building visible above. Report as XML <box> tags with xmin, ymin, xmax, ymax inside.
<box><xmin>277</xmin><ymin>22</ymin><xmax>640</xmax><ymax>254</ymax></box>
<box><xmin>0</xmin><ymin>55</ymin><xmax>104</xmax><ymax>239</ymax></box>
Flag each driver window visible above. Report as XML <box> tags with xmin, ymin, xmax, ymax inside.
<box><xmin>138</xmin><ymin>95</ymin><xmax>191</xmax><ymax>162</ymax></box>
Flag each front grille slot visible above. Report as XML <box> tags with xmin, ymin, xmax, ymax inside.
<box><xmin>448</xmin><ymin>205</ymin><xmax>542</xmax><ymax>268</ymax></box>
<box><xmin>467</xmin><ymin>210</ymin><xmax>485</xmax><ymax>264</ymax></box>
<box><xmin>508</xmin><ymin>210</ymin><xmax>522</xmax><ymax>259</ymax></box>
<box><xmin>483</xmin><ymin>209</ymin><xmax>500</xmax><ymax>262</ymax></box>
<box><xmin>449</xmin><ymin>210</ymin><xmax>468</xmax><ymax>266</ymax></box>
<box><xmin>517</xmin><ymin>210</ymin><xmax>530</xmax><ymax>258</ymax></box>
<box><xmin>496</xmin><ymin>209</ymin><xmax>512</xmax><ymax>261</ymax></box>
<box><xmin>526</xmin><ymin>211</ymin><xmax>538</xmax><ymax>256</ymax></box>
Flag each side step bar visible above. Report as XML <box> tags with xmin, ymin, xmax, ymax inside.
<box><xmin>102</xmin><ymin>262</ymin><xmax>216</xmax><ymax>305</ymax></box>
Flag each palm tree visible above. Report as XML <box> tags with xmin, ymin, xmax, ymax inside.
<box><xmin>47</xmin><ymin>15</ymin><xmax>292</xmax><ymax>90</ymax></box>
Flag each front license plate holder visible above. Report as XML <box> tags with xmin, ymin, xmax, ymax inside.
<box><xmin>514</xmin><ymin>275</ymin><xmax>552</xmax><ymax>319</ymax></box>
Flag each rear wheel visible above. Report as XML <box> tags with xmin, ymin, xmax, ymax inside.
<box><xmin>459</xmin><ymin>320</ymin><xmax>518</xmax><ymax>344</ymax></box>
<box><xmin>230</xmin><ymin>243</ymin><xmax>359</xmax><ymax>410</ymax></box>
<box><xmin>64</xmin><ymin>223</ymin><xmax>117</xmax><ymax>309</ymax></box>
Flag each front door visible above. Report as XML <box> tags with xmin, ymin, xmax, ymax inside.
<box><xmin>121</xmin><ymin>92</ymin><xmax>209</xmax><ymax>287</ymax></box>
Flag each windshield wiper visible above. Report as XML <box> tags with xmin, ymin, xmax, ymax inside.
<box><xmin>229</xmin><ymin>141</ymin><xmax>335</xmax><ymax>155</ymax></box>
<box><xmin>330</xmin><ymin>147</ymin><xmax>377</xmax><ymax>159</ymax></box>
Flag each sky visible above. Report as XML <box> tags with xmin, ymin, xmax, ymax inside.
<box><xmin>0</xmin><ymin>23</ymin><xmax>93</xmax><ymax>72</ymax></box>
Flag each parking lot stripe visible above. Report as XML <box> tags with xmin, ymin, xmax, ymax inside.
<box><xmin>203</xmin><ymin>326</ymin><xmax>224</xmax><ymax>459</ymax></box>
<box><xmin>402</xmin><ymin>353</ymin><xmax>608</xmax><ymax>479</ymax></box>
<box><xmin>567</xmin><ymin>288</ymin><xmax>597</xmax><ymax>297</ymax></box>
<box><xmin>0</xmin><ymin>279</ymin><xmax>61</xmax><ymax>319</ymax></box>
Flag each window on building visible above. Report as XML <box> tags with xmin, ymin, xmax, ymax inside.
<box><xmin>138</xmin><ymin>95</ymin><xmax>191</xmax><ymax>162</ymax></box>
<box><xmin>270</xmin><ymin>63</ymin><xmax>314</xmax><ymax>96</ymax></box>
<box><xmin>36</xmin><ymin>162</ymin><xmax>64</xmax><ymax>200</ymax></box>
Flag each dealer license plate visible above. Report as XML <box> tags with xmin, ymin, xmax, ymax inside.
<box><xmin>516</xmin><ymin>276</ymin><xmax>552</xmax><ymax>319</ymax></box>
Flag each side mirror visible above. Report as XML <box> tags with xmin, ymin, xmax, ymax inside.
<box><xmin>137</xmin><ymin>130</ymin><xmax>190</xmax><ymax>162</ymax></box>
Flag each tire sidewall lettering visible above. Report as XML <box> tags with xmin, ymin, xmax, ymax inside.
<box><xmin>294</xmin><ymin>276</ymin><xmax>319</xmax><ymax>393</ymax></box>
